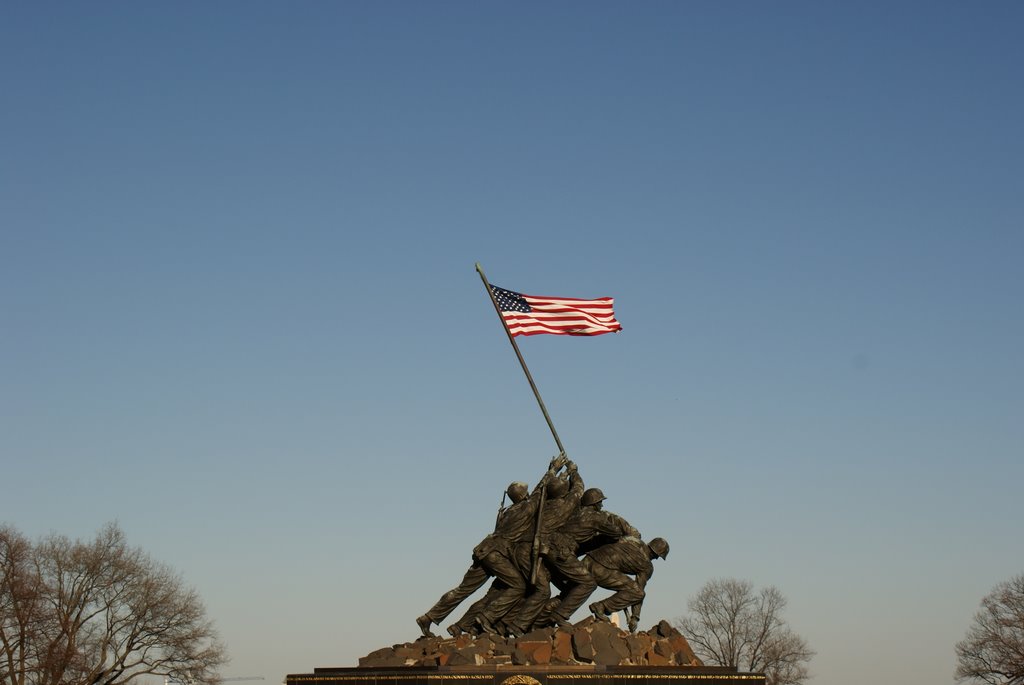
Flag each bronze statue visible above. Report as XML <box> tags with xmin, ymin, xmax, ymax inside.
<box><xmin>414</xmin><ymin>457</ymin><xmax>668</xmax><ymax>638</ymax></box>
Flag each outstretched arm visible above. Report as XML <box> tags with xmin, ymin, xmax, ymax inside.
<box><xmin>627</xmin><ymin>600</ymin><xmax>643</xmax><ymax>632</ymax></box>
<box><xmin>600</xmin><ymin>511</ymin><xmax>641</xmax><ymax>540</ymax></box>
<box><xmin>566</xmin><ymin>460</ymin><xmax>584</xmax><ymax>502</ymax></box>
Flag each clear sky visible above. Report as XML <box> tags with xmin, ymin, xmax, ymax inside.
<box><xmin>2</xmin><ymin>3</ymin><xmax>1022</xmax><ymax>685</ymax></box>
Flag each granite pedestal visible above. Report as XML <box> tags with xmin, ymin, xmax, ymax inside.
<box><xmin>286</xmin><ymin>665</ymin><xmax>765</xmax><ymax>685</ymax></box>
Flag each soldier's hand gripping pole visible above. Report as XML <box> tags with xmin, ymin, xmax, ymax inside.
<box><xmin>549</xmin><ymin>453</ymin><xmax>568</xmax><ymax>472</ymax></box>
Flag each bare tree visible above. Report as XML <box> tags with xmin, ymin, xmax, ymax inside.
<box><xmin>956</xmin><ymin>573</ymin><xmax>1024</xmax><ymax>685</ymax></box>
<box><xmin>675</xmin><ymin>578</ymin><xmax>813</xmax><ymax>685</ymax></box>
<box><xmin>0</xmin><ymin>523</ymin><xmax>226</xmax><ymax>685</ymax></box>
<box><xmin>1</xmin><ymin>525</ymin><xmax>49</xmax><ymax>685</ymax></box>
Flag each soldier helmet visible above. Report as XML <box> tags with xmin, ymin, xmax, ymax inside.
<box><xmin>649</xmin><ymin>537</ymin><xmax>670</xmax><ymax>560</ymax></box>
<box><xmin>581</xmin><ymin>488</ymin><xmax>607</xmax><ymax>507</ymax></box>
<box><xmin>506</xmin><ymin>481</ymin><xmax>529</xmax><ymax>503</ymax></box>
<box><xmin>545</xmin><ymin>476</ymin><xmax>570</xmax><ymax>499</ymax></box>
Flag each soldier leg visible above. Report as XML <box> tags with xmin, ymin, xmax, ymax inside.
<box><xmin>420</xmin><ymin>562</ymin><xmax>490</xmax><ymax>627</ymax></box>
<box><xmin>502</xmin><ymin>543</ymin><xmax>551</xmax><ymax>634</ymax></box>
<box><xmin>476</xmin><ymin>551</ymin><xmax>528</xmax><ymax>631</ymax></box>
<box><xmin>550</xmin><ymin>555</ymin><xmax>597</xmax><ymax>623</ymax></box>
<box><xmin>587</xmin><ymin>561</ymin><xmax>644</xmax><ymax>615</ymax></box>
<box><xmin>450</xmin><ymin>581</ymin><xmax>502</xmax><ymax>635</ymax></box>
<box><xmin>533</xmin><ymin>573</ymin><xmax>570</xmax><ymax>627</ymax></box>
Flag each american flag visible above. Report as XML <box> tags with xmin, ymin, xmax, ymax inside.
<box><xmin>490</xmin><ymin>285</ymin><xmax>622</xmax><ymax>337</ymax></box>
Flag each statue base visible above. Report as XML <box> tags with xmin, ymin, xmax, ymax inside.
<box><xmin>286</xmin><ymin>620</ymin><xmax>764</xmax><ymax>685</ymax></box>
<box><xmin>285</xmin><ymin>664</ymin><xmax>765</xmax><ymax>685</ymax></box>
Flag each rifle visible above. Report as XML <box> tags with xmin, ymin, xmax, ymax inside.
<box><xmin>494</xmin><ymin>490</ymin><xmax>508</xmax><ymax>530</ymax></box>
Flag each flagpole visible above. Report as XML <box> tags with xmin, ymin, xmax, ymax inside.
<box><xmin>475</xmin><ymin>263</ymin><xmax>567</xmax><ymax>458</ymax></box>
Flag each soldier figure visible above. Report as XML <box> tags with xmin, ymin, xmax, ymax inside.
<box><xmin>415</xmin><ymin>479</ymin><xmax>540</xmax><ymax>637</ymax></box>
<box><xmin>448</xmin><ymin>470</ymin><xmax>579</xmax><ymax>637</ymax></box>
<box><xmin>537</xmin><ymin>487</ymin><xmax>641</xmax><ymax>627</ymax></box>
<box><xmin>585</xmin><ymin>537</ymin><xmax>670</xmax><ymax>633</ymax></box>
<box><xmin>501</xmin><ymin>462</ymin><xmax>584</xmax><ymax>634</ymax></box>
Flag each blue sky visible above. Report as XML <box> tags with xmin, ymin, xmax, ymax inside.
<box><xmin>2</xmin><ymin>3</ymin><xmax>1022</xmax><ymax>684</ymax></box>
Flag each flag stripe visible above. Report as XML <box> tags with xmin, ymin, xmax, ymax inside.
<box><xmin>503</xmin><ymin>311</ymin><xmax>618</xmax><ymax>327</ymax></box>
